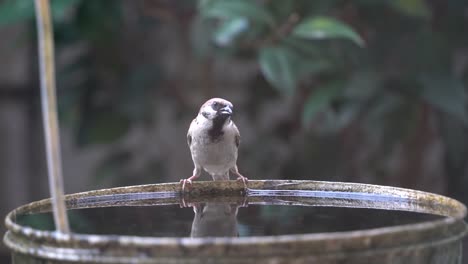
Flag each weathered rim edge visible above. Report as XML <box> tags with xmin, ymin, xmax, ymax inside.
<box><xmin>4</xmin><ymin>180</ymin><xmax>468</xmax><ymax>262</ymax></box>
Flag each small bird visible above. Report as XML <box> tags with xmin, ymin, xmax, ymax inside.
<box><xmin>181</xmin><ymin>98</ymin><xmax>247</xmax><ymax>192</ymax></box>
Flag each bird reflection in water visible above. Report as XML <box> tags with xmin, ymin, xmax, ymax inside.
<box><xmin>186</xmin><ymin>202</ymin><xmax>246</xmax><ymax>237</ymax></box>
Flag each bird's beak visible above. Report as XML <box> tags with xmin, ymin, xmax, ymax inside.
<box><xmin>218</xmin><ymin>106</ymin><xmax>232</xmax><ymax>116</ymax></box>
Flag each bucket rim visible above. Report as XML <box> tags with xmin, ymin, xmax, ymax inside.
<box><xmin>4</xmin><ymin>180</ymin><xmax>468</xmax><ymax>261</ymax></box>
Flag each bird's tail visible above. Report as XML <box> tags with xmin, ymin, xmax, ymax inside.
<box><xmin>211</xmin><ymin>171</ymin><xmax>230</xmax><ymax>181</ymax></box>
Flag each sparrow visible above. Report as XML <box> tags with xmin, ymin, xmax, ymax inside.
<box><xmin>181</xmin><ymin>98</ymin><xmax>248</xmax><ymax>192</ymax></box>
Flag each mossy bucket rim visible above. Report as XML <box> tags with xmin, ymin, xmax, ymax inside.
<box><xmin>4</xmin><ymin>180</ymin><xmax>468</xmax><ymax>262</ymax></box>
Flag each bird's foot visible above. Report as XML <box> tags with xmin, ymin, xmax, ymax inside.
<box><xmin>179</xmin><ymin>198</ymin><xmax>203</xmax><ymax>213</ymax></box>
<box><xmin>236</xmin><ymin>175</ymin><xmax>248</xmax><ymax>193</ymax></box>
<box><xmin>236</xmin><ymin>175</ymin><xmax>248</xmax><ymax>184</ymax></box>
<box><xmin>179</xmin><ymin>195</ymin><xmax>188</xmax><ymax>208</ymax></box>
<box><xmin>190</xmin><ymin>202</ymin><xmax>204</xmax><ymax>213</ymax></box>
<box><xmin>238</xmin><ymin>195</ymin><xmax>249</xmax><ymax>208</ymax></box>
<box><xmin>179</xmin><ymin>178</ymin><xmax>193</xmax><ymax>193</ymax></box>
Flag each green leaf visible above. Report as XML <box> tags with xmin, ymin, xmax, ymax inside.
<box><xmin>199</xmin><ymin>0</ymin><xmax>274</xmax><ymax>27</ymax></box>
<box><xmin>389</xmin><ymin>0</ymin><xmax>430</xmax><ymax>18</ymax></box>
<box><xmin>259</xmin><ymin>46</ymin><xmax>300</xmax><ymax>94</ymax></box>
<box><xmin>421</xmin><ymin>75</ymin><xmax>467</xmax><ymax>125</ymax></box>
<box><xmin>302</xmin><ymin>80</ymin><xmax>345</xmax><ymax>125</ymax></box>
<box><xmin>214</xmin><ymin>17</ymin><xmax>249</xmax><ymax>46</ymax></box>
<box><xmin>292</xmin><ymin>16</ymin><xmax>364</xmax><ymax>46</ymax></box>
<box><xmin>0</xmin><ymin>0</ymin><xmax>34</xmax><ymax>25</ymax></box>
<box><xmin>259</xmin><ymin>45</ymin><xmax>331</xmax><ymax>94</ymax></box>
<box><xmin>281</xmin><ymin>37</ymin><xmax>322</xmax><ymax>58</ymax></box>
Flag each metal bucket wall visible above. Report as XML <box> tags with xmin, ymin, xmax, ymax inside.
<box><xmin>4</xmin><ymin>180</ymin><xmax>468</xmax><ymax>263</ymax></box>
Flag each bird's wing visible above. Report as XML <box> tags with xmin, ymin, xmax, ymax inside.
<box><xmin>233</xmin><ymin>122</ymin><xmax>240</xmax><ymax>148</ymax></box>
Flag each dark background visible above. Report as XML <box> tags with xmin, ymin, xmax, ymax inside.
<box><xmin>0</xmin><ymin>0</ymin><xmax>467</xmax><ymax>261</ymax></box>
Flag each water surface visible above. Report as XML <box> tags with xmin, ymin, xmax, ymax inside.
<box><xmin>14</xmin><ymin>190</ymin><xmax>444</xmax><ymax>238</ymax></box>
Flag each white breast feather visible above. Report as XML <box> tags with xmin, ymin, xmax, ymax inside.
<box><xmin>188</xmin><ymin>115</ymin><xmax>238</xmax><ymax>180</ymax></box>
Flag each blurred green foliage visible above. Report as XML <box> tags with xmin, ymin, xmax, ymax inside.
<box><xmin>1</xmin><ymin>0</ymin><xmax>156</xmax><ymax>146</ymax></box>
<box><xmin>0</xmin><ymin>0</ymin><xmax>467</xmax><ymax>202</ymax></box>
<box><xmin>195</xmin><ymin>0</ymin><xmax>467</xmax><ymax>127</ymax></box>
<box><xmin>193</xmin><ymin>1</ymin><xmax>467</xmax><ymax>203</ymax></box>
<box><xmin>16</xmin><ymin>210</ymin><xmax>95</xmax><ymax>233</ymax></box>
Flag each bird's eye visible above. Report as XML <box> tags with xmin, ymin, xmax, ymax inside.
<box><xmin>212</xmin><ymin>102</ymin><xmax>219</xmax><ymax>108</ymax></box>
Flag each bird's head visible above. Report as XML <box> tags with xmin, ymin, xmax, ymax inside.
<box><xmin>199</xmin><ymin>98</ymin><xmax>234</xmax><ymax>121</ymax></box>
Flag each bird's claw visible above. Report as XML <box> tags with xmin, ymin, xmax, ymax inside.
<box><xmin>236</xmin><ymin>176</ymin><xmax>248</xmax><ymax>194</ymax></box>
<box><xmin>236</xmin><ymin>176</ymin><xmax>248</xmax><ymax>184</ymax></box>
<box><xmin>239</xmin><ymin>195</ymin><xmax>249</xmax><ymax>208</ymax></box>
<box><xmin>179</xmin><ymin>197</ymin><xmax>202</xmax><ymax>213</ymax></box>
<box><xmin>180</xmin><ymin>178</ymin><xmax>193</xmax><ymax>193</ymax></box>
<box><xmin>179</xmin><ymin>196</ymin><xmax>188</xmax><ymax>208</ymax></box>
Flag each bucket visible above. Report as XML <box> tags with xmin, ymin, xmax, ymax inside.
<box><xmin>4</xmin><ymin>180</ymin><xmax>467</xmax><ymax>263</ymax></box>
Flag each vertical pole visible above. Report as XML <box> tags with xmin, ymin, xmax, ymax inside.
<box><xmin>34</xmin><ymin>0</ymin><xmax>70</xmax><ymax>233</ymax></box>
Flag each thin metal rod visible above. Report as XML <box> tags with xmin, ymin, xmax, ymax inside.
<box><xmin>34</xmin><ymin>0</ymin><xmax>70</xmax><ymax>233</ymax></box>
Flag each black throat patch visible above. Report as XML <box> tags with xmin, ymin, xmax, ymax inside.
<box><xmin>208</xmin><ymin>115</ymin><xmax>228</xmax><ymax>142</ymax></box>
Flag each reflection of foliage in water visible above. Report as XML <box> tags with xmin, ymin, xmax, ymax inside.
<box><xmin>16</xmin><ymin>210</ymin><xmax>96</xmax><ymax>233</ymax></box>
<box><xmin>0</xmin><ymin>0</ymin><xmax>467</xmax><ymax>204</ymax></box>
